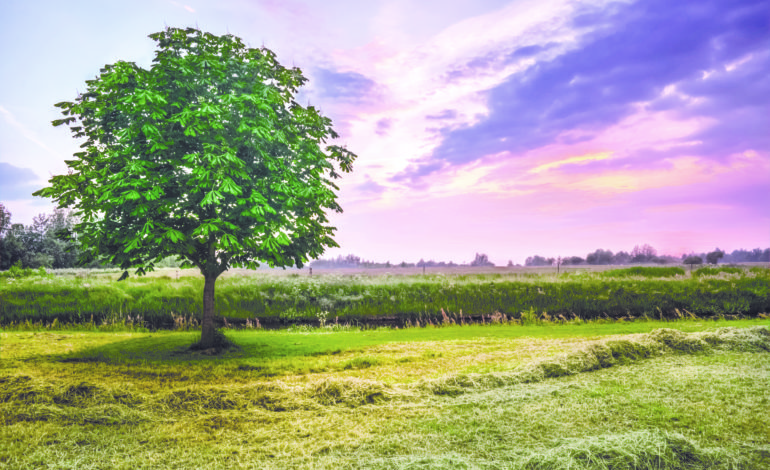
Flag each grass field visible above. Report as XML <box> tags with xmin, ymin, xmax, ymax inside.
<box><xmin>2</xmin><ymin>319</ymin><xmax>769</xmax><ymax>469</ymax></box>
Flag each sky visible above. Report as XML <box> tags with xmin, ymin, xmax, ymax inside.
<box><xmin>0</xmin><ymin>0</ymin><xmax>768</xmax><ymax>265</ymax></box>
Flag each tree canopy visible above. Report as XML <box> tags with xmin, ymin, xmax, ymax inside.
<box><xmin>683</xmin><ymin>255</ymin><xmax>703</xmax><ymax>268</ymax></box>
<box><xmin>706</xmin><ymin>249</ymin><xmax>725</xmax><ymax>265</ymax></box>
<box><xmin>35</xmin><ymin>27</ymin><xmax>356</xmax><ymax>348</ymax></box>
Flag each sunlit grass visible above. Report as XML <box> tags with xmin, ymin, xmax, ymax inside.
<box><xmin>1</xmin><ymin>320</ymin><xmax>768</xmax><ymax>468</ymax></box>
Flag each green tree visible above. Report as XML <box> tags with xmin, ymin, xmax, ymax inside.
<box><xmin>35</xmin><ymin>27</ymin><xmax>356</xmax><ymax>349</ymax></box>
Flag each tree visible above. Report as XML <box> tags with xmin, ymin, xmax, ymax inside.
<box><xmin>631</xmin><ymin>244</ymin><xmax>657</xmax><ymax>263</ymax></box>
<box><xmin>0</xmin><ymin>203</ymin><xmax>10</xmax><ymax>239</ymax></box>
<box><xmin>0</xmin><ymin>224</ymin><xmax>25</xmax><ymax>270</ymax></box>
<box><xmin>39</xmin><ymin>209</ymin><xmax>82</xmax><ymax>268</ymax></box>
<box><xmin>525</xmin><ymin>255</ymin><xmax>552</xmax><ymax>266</ymax></box>
<box><xmin>683</xmin><ymin>255</ymin><xmax>703</xmax><ymax>270</ymax></box>
<box><xmin>706</xmin><ymin>249</ymin><xmax>724</xmax><ymax>265</ymax></box>
<box><xmin>586</xmin><ymin>249</ymin><xmax>613</xmax><ymax>265</ymax></box>
<box><xmin>34</xmin><ymin>28</ymin><xmax>356</xmax><ymax>349</ymax></box>
<box><xmin>0</xmin><ymin>204</ymin><xmax>10</xmax><ymax>269</ymax></box>
<box><xmin>612</xmin><ymin>251</ymin><xmax>631</xmax><ymax>264</ymax></box>
<box><xmin>470</xmin><ymin>253</ymin><xmax>494</xmax><ymax>267</ymax></box>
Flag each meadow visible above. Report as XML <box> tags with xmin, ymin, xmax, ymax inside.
<box><xmin>1</xmin><ymin>319</ymin><xmax>769</xmax><ymax>469</ymax></box>
<box><xmin>1</xmin><ymin>265</ymin><xmax>768</xmax><ymax>468</ymax></box>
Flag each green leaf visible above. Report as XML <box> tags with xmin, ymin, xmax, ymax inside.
<box><xmin>164</xmin><ymin>229</ymin><xmax>185</xmax><ymax>243</ymax></box>
<box><xmin>122</xmin><ymin>190</ymin><xmax>141</xmax><ymax>201</ymax></box>
<box><xmin>220</xmin><ymin>177</ymin><xmax>242</xmax><ymax>196</ymax></box>
<box><xmin>201</xmin><ymin>190</ymin><xmax>224</xmax><ymax>206</ymax></box>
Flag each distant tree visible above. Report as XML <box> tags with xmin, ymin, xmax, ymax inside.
<box><xmin>631</xmin><ymin>244</ymin><xmax>657</xmax><ymax>263</ymax></box>
<box><xmin>525</xmin><ymin>255</ymin><xmax>552</xmax><ymax>266</ymax></box>
<box><xmin>310</xmin><ymin>254</ymin><xmax>362</xmax><ymax>268</ymax></box>
<box><xmin>36</xmin><ymin>209</ymin><xmax>81</xmax><ymax>268</ymax></box>
<box><xmin>0</xmin><ymin>203</ymin><xmax>10</xmax><ymax>239</ymax></box>
<box><xmin>683</xmin><ymin>255</ymin><xmax>703</xmax><ymax>270</ymax></box>
<box><xmin>34</xmin><ymin>28</ymin><xmax>356</xmax><ymax>349</ymax></box>
<box><xmin>613</xmin><ymin>251</ymin><xmax>631</xmax><ymax>264</ymax></box>
<box><xmin>586</xmin><ymin>249</ymin><xmax>613</xmax><ymax>265</ymax></box>
<box><xmin>562</xmin><ymin>256</ymin><xmax>584</xmax><ymax>265</ymax></box>
<box><xmin>727</xmin><ymin>248</ymin><xmax>770</xmax><ymax>263</ymax></box>
<box><xmin>507</xmin><ymin>260</ymin><xmax>513</xmax><ymax>267</ymax></box>
<box><xmin>706</xmin><ymin>249</ymin><xmax>725</xmax><ymax>265</ymax></box>
<box><xmin>0</xmin><ymin>204</ymin><xmax>13</xmax><ymax>269</ymax></box>
<box><xmin>0</xmin><ymin>224</ymin><xmax>25</xmax><ymax>270</ymax></box>
<box><xmin>470</xmin><ymin>253</ymin><xmax>494</xmax><ymax>267</ymax></box>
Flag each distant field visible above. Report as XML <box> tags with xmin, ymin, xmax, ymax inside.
<box><xmin>41</xmin><ymin>261</ymin><xmax>770</xmax><ymax>279</ymax></box>
<box><xmin>1</xmin><ymin>265</ymin><xmax>768</xmax><ymax>328</ymax></box>
<box><xmin>1</xmin><ymin>320</ymin><xmax>768</xmax><ymax>469</ymax></box>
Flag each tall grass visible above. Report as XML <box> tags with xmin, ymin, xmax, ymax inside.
<box><xmin>599</xmin><ymin>266</ymin><xmax>686</xmax><ymax>278</ymax></box>
<box><xmin>693</xmin><ymin>266</ymin><xmax>745</xmax><ymax>277</ymax></box>
<box><xmin>1</xmin><ymin>268</ymin><xmax>768</xmax><ymax>328</ymax></box>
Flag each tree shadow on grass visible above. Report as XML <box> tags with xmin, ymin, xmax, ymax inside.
<box><xmin>54</xmin><ymin>331</ymin><xmax>245</xmax><ymax>365</ymax></box>
<box><xmin>50</xmin><ymin>329</ymin><xmax>351</xmax><ymax>366</ymax></box>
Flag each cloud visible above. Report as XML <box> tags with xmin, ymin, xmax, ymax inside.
<box><xmin>529</xmin><ymin>151</ymin><xmax>613</xmax><ymax>174</ymax></box>
<box><xmin>356</xmin><ymin>176</ymin><xmax>387</xmax><ymax>195</ymax></box>
<box><xmin>425</xmin><ymin>109</ymin><xmax>458</xmax><ymax>120</ymax></box>
<box><xmin>411</xmin><ymin>0</ymin><xmax>770</xmax><ymax>181</ymax></box>
<box><xmin>0</xmin><ymin>162</ymin><xmax>42</xmax><ymax>200</ymax></box>
<box><xmin>313</xmin><ymin>68</ymin><xmax>379</xmax><ymax>103</ymax></box>
<box><xmin>375</xmin><ymin>118</ymin><xmax>392</xmax><ymax>136</ymax></box>
<box><xmin>169</xmin><ymin>1</ymin><xmax>196</xmax><ymax>13</ymax></box>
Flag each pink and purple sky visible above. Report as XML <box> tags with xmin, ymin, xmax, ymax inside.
<box><xmin>1</xmin><ymin>0</ymin><xmax>768</xmax><ymax>265</ymax></box>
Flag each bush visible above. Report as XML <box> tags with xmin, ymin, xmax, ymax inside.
<box><xmin>0</xmin><ymin>262</ymin><xmax>49</xmax><ymax>280</ymax></box>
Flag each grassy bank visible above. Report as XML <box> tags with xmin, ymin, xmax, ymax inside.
<box><xmin>1</xmin><ymin>267</ymin><xmax>768</xmax><ymax>328</ymax></box>
<box><xmin>1</xmin><ymin>320</ymin><xmax>768</xmax><ymax>468</ymax></box>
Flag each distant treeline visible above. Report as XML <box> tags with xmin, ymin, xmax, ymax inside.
<box><xmin>525</xmin><ymin>244</ymin><xmax>769</xmax><ymax>267</ymax></box>
<box><xmin>310</xmin><ymin>253</ymin><xmax>494</xmax><ymax>269</ymax></box>
<box><xmin>0</xmin><ymin>205</ymin><xmax>88</xmax><ymax>270</ymax></box>
<box><xmin>0</xmin><ymin>205</ymin><xmax>171</xmax><ymax>270</ymax></box>
<box><xmin>311</xmin><ymin>246</ymin><xmax>769</xmax><ymax>269</ymax></box>
<box><xmin>2</xmin><ymin>204</ymin><xmax>768</xmax><ymax>271</ymax></box>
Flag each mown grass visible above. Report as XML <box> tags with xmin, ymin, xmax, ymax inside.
<box><xmin>1</xmin><ymin>320</ymin><xmax>768</xmax><ymax>469</ymax></box>
<box><xmin>1</xmin><ymin>266</ymin><xmax>768</xmax><ymax>328</ymax></box>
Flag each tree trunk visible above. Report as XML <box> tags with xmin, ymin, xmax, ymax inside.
<box><xmin>199</xmin><ymin>273</ymin><xmax>218</xmax><ymax>349</ymax></box>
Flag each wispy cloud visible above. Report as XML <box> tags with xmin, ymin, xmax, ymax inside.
<box><xmin>529</xmin><ymin>152</ymin><xmax>614</xmax><ymax>174</ymax></box>
<box><xmin>0</xmin><ymin>104</ymin><xmax>57</xmax><ymax>157</ymax></box>
<box><xmin>169</xmin><ymin>1</ymin><xmax>195</xmax><ymax>13</ymax></box>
